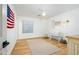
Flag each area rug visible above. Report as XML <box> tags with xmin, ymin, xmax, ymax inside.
<box><xmin>27</xmin><ymin>39</ymin><xmax>60</xmax><ymax>55</ymax></box>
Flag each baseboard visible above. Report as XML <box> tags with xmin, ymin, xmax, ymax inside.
<box><xmin>18</xmin><ymin>36</ymin><xmax>49</xmax><ymax>40</ymax></box>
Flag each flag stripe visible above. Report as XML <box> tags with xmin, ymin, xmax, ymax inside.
<box><xmin>7</xmin><ymin>26</ymin><xmax>14</xmax><ymax>28</ymax></box>
<box><xmin>7</xmin><ymin>21</ymin><xmax>14</xmax><ymax>25</ymax></box>
<box><xmin>7</xmin><ymin>23</ymin><xmax>14</xmax><ymax>25</ymax></box>
<box><xmin>7</xmin><ymin>18</ymin><xmax>14</xmax><ymax>22</ymax></box>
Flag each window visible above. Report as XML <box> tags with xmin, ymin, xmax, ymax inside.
<box><xmin>22</xmin><ymin>20</ymin><xmax>33</xmax><ymax>33</ymax></box>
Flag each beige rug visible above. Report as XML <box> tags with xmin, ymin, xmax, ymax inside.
<box><xmin>27</xmin><ymin>39</ymin><xmax>60</xmax><ymax>55</ymax></box>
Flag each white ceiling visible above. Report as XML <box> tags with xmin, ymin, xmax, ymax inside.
<box><xmin>14</xmin><ymin>4</ymin><xmax>79</xmax><ymax>18</ymax></box>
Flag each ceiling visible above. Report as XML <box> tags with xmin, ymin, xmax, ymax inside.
<box><xmin>14</xmin><ymin>4</ymin><xmax>79</xmax><ymax>18</ymax></box>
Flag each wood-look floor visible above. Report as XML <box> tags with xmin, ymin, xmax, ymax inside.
<box><xmin>11</xmin><ymin>38</ymin><xmax>68</xmax><ymax>55</ymax></box>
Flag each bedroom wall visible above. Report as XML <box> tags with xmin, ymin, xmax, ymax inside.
<box><xmin>2</xmin><ymin>4</ymin><xmax>17</xmax><ymax>55</ymax></box>
<box><xmin>0</xmin><ymin>4</ymin><xmax>2</xmax><ymax>54</ymax></box>
<box><xmin>0</xmin><ymin>4</ymin><xmax>2</xmax><ymax>37</ymax></box>
<box><xmin>17</xmin><ymin>17</ymin><xmax>49</xmax><ymax>39</ymax></box>
<box><xmin>49</xmin><ymin>8</ymin><xmax>79</xmax><ymax>36</ymax></box>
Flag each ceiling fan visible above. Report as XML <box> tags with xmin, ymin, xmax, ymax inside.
<box><xmin>37</xmin><ymin>9</ymin><xmax>47</xmax><ymax>16</ymax></box>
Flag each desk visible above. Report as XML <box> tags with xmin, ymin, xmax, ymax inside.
<box><xmin>48</xmin><ymin>34</ymin><xmax>63</xmax><ymax>43</ymax></box>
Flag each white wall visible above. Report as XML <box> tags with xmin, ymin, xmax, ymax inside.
<box><xmin>2</xmin><ymin>4</ymin><xmax>17</xmax><ymax>55</ymax></box>
<box><xmin>0</xmin><ymin>4</ymin><xmax>2</xmax><ymax>54</ymax></box>
<box><xmin>50</xmin><ymin>8</ymin><xmax>79</xmax><ymax>36</ymax></box>
<box><xmin>17</xmin><ymin>17</ymin><xmax>48</xmax><ymax>39</ymax></box>
<box><xmin>0</xmin><ymin>5</ymin><xmax>2</xmax><ymax>37</ymax></box>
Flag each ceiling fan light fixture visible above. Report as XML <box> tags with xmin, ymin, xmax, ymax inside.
<box><xmin>42</xmin><ymin>12</ymin><xmax>46</xmax><ymax>16</ymax></box>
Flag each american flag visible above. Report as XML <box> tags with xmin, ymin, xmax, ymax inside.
<box><xmin>7</xmin><ymin>5</ymin><xmax>15</xmax><ymax>28</ymax></box>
